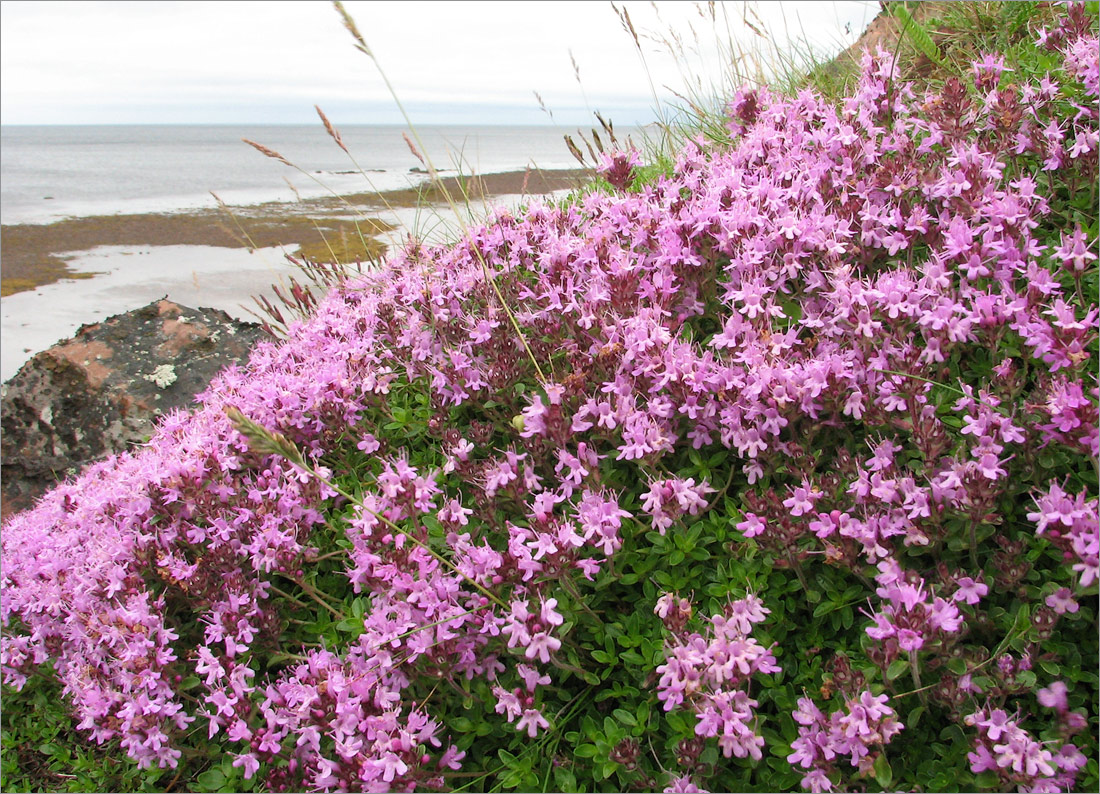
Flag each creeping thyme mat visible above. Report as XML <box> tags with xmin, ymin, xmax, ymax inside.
<box><xmin>2</xmin><ymin>5</ymin><xmax>1097</xmax><ymax>792</ymax></box>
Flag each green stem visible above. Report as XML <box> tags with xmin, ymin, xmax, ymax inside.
<box><xmin>270</xmin><ymin>582</ymin><xmax>343</xmax><ymax>621</ymax></box>
<box><xmin>559</xmin><ymin>573</ymin><xmax>602</xmax><ymax>622</ymax></box>
<box><xmin>852</xmin><ymin>567</ymin><xmax>875</xmax><ymax>591</ymax></box>
<box><xmin>787</xmin><ymin>550</ymin><xmax>811</xmax><ymax>595</ymax></box>
<box><xmin>909</xmin><ymin>651</ymin><xmax>925</xmax><ymax>704</ymax></box>
<box><xmin>704</xmin><ymin>465</ymin><xmax>738</xmax><ymax>512</ymax></box>
<box><xmin>895</xmin><ymin>612</ymin><xmax>1029</xmax><ymax>701</ymax></box>
<box><xmin>392</xmin><ymin>605</ymin><xmax>492</xmax><ymax>643</ymax></box>
<box><xmin>311</xmin><ymin>549</ymin><xmax>349</xmax><ymax>563</ymax></box>
<box><xmin>872</xmin><ymin>368</ymin><xmax>966</xmax><ymax>397</ymax></box>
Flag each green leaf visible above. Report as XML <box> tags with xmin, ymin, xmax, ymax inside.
<box><xmin>597</xmin><ymin>761</ymin><xmax>619</xmax><ymax>780</ymax></box>
<box><xmin>613</xmin><ymin>708</ymin><xmax>637</xmax><ymax>727</ymax></box>
<box><xmin>574</xmin><ymin>743</ymin><xmax>598</xmax><ymax>758</ymax></box>
<box><xmin>813</xmin><ymin>600</ymin><xmax>838</xmax><ymax>617</ymax></box>
<box><xmin>335</xmin><ymin>616</ymin><xmax>364</xmax><ymax>633</ymax></box>
<box><xmin>874</xmin><ymin>753</ymin><xmax>893</xmax><ymax>789</ymax></box>
<box><xmin>886</xmin><ymin>659</ymin><xmax>909</xmax><ymax>681</ymax></box>
<box><xmin>971</xmin><ymin>675</ymin><xmax>995</xmax><ymax>692</ymax></box>
<box><xmin>553</xmin><ymin>766</ymin><xmax>578</xmax><ymax>791</ymax></box>
<box><xmin>1038</xmin><ymin>658</ymin><xmax>1061</xmax><ymax>676</ymax></box>
<box><xmin>974</xmin><ymin>770</ymin><xmax>1000</xmax><ymax>788</ymax></box>
<box><xmin>946</xmin><ymin>657</ymin><xmax>968</xmax><ymax>676</ymax></box>
<box><xmin>196</xmin><ymin>769</ymin><xmax>226</xmax><ymax>792</ymax></box>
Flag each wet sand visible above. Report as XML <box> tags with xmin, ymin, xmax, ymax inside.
<box><xmin>0</xmin><ymin>168</ymin><xmax>592</xmax><ymax>297</ymax></box>
<box><xmin>1</xmin><ymin>244</ymin><xmax>303</xmax><ymax>381</ymax></box>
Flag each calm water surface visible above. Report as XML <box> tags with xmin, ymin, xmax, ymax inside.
<box><xmin>1</xmin><ymin>124</ymin><xmax>594</xmax><ymax>224</ymax></box>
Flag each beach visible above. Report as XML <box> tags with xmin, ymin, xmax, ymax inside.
<box><xmin>0</xmin><ymin>167</ymin><xmax>591</xmax><ymax>381</ymax></box>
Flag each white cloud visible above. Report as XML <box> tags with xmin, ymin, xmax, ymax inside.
<box><xmin>1</xmin><ymin>1</ymin><xmax>878</xmax><ymax>125</ymax></box>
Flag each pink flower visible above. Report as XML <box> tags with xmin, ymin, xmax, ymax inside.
<box><xmin>736</xmin><ymin>513</ymin><xmax>766</xmax><ymax>538</ymax></box>
<box><xmin>1038</xmin><ymin>681</ymin><xmax>1069</xmax><ymax>712</ymax></box>
<box><xmin>356</xmin><ymin>433</ymin><xmax>380</xmax><ymax>453</ymax></box>
<box><xmin>897</xmin><ymin>628</ymin><xmax>924</xmax><ymax>652</ymax></box>
<box><xmin>516</xmin><ymin>664</ymin><xmax>551</xmax><ymax>692</ymax></box>
<box><xmin>525</xmin><ymin>632</ymin><xmax>561</xmax><ymax>663</ymax></box>
<box><xmin>493</xmin><ymin>687</ymin><xmax>522</xmax><ymax>721</ymax></box>
<box><xmin>783</xmin><ymin>481</ymin><xmax>821</xmax><ymax>517</ymax></box>
<box><xmin>1045</xmin><ymin>587</ymin><xmax>1079</xmax><ymax>614</ymax></box>
<box><xmin>800</xmin><ymin>768</ymin><xmax>834</xmax><ymax>793</ymax></box>
<box><xmin>664</xmin><ymin>774</ymin><xmax>708</xmax><ymax>793</ymax></box>
<box><xmin>977</xmin><ymin>709</ymin><xmax>1013</xmax><ymax>742</ymax></box>
<box><xmin>232</xmin><ymin>752</ymin><xmax>260</xmax><ymax>780</ymax></box>
<box><xmin>926</xmin><ymin>597</ymin><xmax>963</xmax><ymax>633</ymax></box>
<box><xmin>515</xmin><ymin>708</ymin><xmax>550</xmax><ymax>738</ymax></box>
<box><xmin>953</xmin><ymin>577</ymin><xmax>988</xmax><ymax>605</ymax></box>
<box><xmin>376</xmin><ymin>751</ymin><xmax>409</xmax><ymax>783</ymax></box>
<box><xmin>540</xmin><ymin>597</ymin><xmax>564</xmax><ymax>627</ymax></box>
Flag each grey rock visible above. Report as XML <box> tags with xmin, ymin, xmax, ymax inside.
<box><xmin>1</xmin><ymin>299</ymin><xmax>268</xmax><ymax>518</ymax></box>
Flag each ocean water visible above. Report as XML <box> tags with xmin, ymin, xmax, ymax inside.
<box><xmin>0</xmin><ymin>124</ymin><xmax>598</xmax><ymax>224</ymax></box>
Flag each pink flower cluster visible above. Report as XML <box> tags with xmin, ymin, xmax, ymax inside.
<box><xmin>246</xmin><ymin>650</ymin><xmax>464</xmax><ymax>791</ymax></box>
<box><xmin>1026</xmin><ymin>482</ymin><xmax>1099</xmax><ymax>587</ymax></box>
<box><xmin>787</xmin><ymin>692</ymin><xmax>905</xmax><ymax>793</ymax></box>
<box><xmin>643</xmin><ymin>477</ymin><xmax>715</xmax><ymax>534</ymax></box>
<box><xmin>597</xmin><ymin>148</ymin><xmax>642</xmax><ymax>191</ymax></box>
<box><xmin>656</xmin><ymin>595</ymin><xmax>779</xmax><ymax>761</ymax></box>
<box><xmin>863</xmin><ymin>557</ymin><xmax>966</xmax><ymax>654</ymax></box>
<box><xmin>966</xmin><ymin>704</ymin><xmax>1086</xmax><ymax>793</ymax></box>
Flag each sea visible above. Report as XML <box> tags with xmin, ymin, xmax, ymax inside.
<box><xmin>0</xmin><ymin>124</ymin><xmax>597</xmax><ymax>225</ymax></box>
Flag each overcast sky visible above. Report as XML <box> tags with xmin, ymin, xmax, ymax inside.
<box><xmin>1</xmin><ymin>1</ymin><xmax>878</xmax><ymax>127</ymax></box>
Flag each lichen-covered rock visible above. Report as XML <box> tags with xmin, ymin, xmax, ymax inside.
<box><xmin>1</xmin><ymin>299</ymin><xmax>268</xmax><ymax>517</ymax></box>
